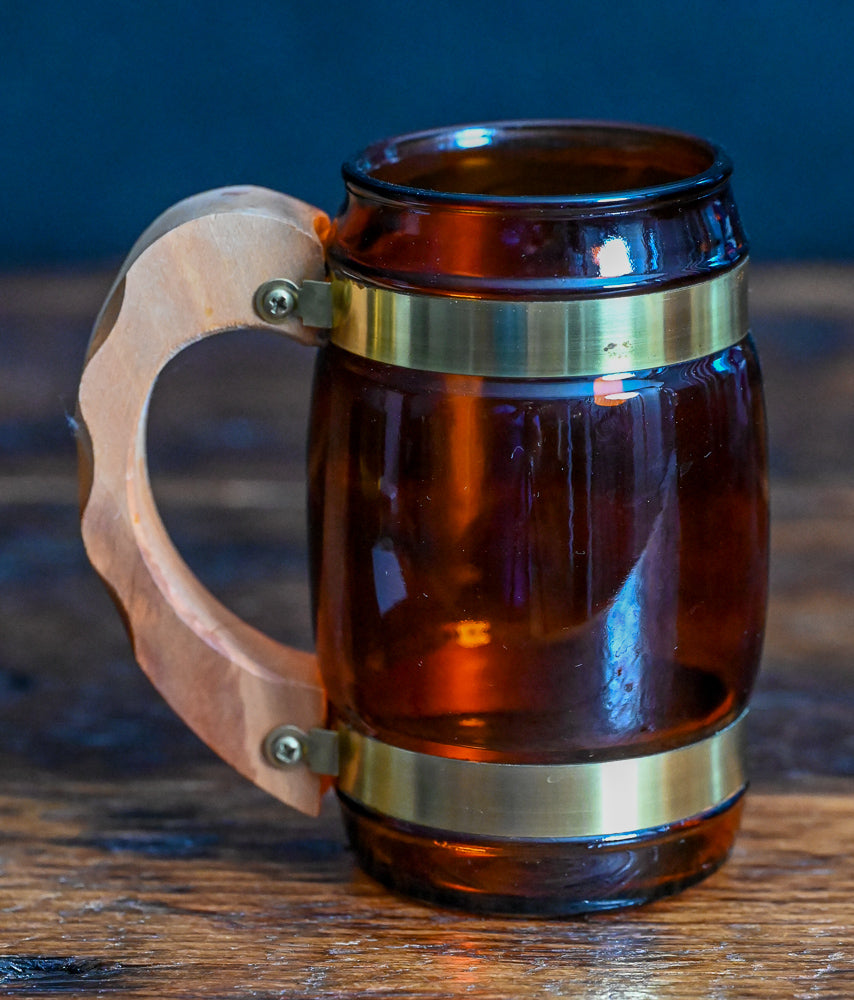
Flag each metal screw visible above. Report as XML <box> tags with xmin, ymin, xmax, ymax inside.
<box><xmin>264</xmin><ymin>725</ymin><xmax>306</xmax><ymax>767</ymax></box>
<box><xmin>254</xmin><ymin>279</ymin><xmax>299</xmax><ymax>323</ymax></box>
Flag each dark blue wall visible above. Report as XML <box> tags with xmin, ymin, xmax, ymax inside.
<box><xmin>3</xmin><ymin>0</ymin><xmax>853</xmax><ymax>266</ymax></box>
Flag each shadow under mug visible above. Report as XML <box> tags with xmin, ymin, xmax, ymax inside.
<box><xmin>77</xmin><ymin>120</ymin><xmax>768</xmax><ymax>914</ymax></box>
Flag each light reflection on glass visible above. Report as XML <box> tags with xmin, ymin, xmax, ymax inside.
<box><xmin>593</xmin><ymin>373</ymin><xmax>640</xmax><ymax>407</ymax></box>
<box><xmin>602</xmin><ymin>557</ymin><xmax>645</xmax><ymax>738</ymax></box>
<box><xmin>454</xmin><ymin>620</ymin><xmax>491</xmax><ymax>649</ymax></box>
<box><xmin>454</xmin><ymin>126</ymin><xmax>494</xmax><ymax>150</ymax></box>
<box><xmin>372</xmin><ymin>540</ymin><xmax>407</xmax><ymax>615</ymax></box>
<box><xmin>593</xmin><ymin>236</ymin><xmax>634</xmax><ymax>277</ymax></box>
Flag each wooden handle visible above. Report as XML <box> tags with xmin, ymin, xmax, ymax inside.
<box><xmin>77</xmin><ymin>187</ymin><xmax>330</xmax><ymax>816</ymax></box>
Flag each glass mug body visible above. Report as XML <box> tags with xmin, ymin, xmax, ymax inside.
<box><xmin>307</xmin><ymin>122</ymin><xmax>768</xmax><ymax>913</ymax></box>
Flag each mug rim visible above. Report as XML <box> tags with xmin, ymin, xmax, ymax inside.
<box><xmin>342</xmin><ymin>119</ymin><xmax>732</xmax><ymax>210</ymax></box>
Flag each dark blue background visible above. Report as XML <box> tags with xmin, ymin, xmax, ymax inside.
<box><xmin>3</xmin><ymin>1</ymin><xmax>852</xmax><ymax>266</ymax></box>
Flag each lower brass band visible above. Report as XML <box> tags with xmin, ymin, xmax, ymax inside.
<box><xmin>336</xmin><ymin>714</ymin><xmax>747</xmax><ymax>840</ymax></box>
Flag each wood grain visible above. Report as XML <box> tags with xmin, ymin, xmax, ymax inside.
<box><xmin>0</xmin><ymin>777</ymin><xmax>851</xmax><ymax>999</ymax></box>
<box><xmin>77</xmin><ymin>187</ymin><xmax>330</xmax><ymax>816</ymax></box>
<box><xmin>0</xmin><ymin>264</ymin><xmax>852</xmax><ymax>996</ymax></box>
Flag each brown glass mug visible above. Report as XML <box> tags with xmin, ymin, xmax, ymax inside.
<box><xmin>77</xmin><ymin>121</ymin><xmax>768</xmax><ymax>914</ymax></box>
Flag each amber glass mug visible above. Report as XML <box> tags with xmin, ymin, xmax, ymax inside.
<box><xmin>77</xmin><ymin>121</ymin><xmax>768</xmax><ymax>914</ymax></box>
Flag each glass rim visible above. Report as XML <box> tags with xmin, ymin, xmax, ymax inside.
<box><xmin>342</xmin><ymin>119</ymin><xmax>733</xmax><ymax>210</ymax></box>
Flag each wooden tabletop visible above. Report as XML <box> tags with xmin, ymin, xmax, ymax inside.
<box><xmin>1</xmin><ymin>265</ymin><xmax>852</xmax><ymax>997</ymax></box>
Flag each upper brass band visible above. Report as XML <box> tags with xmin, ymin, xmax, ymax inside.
<box><xmin>336</xmin><ymin>713</ymin><xmax>746</xmax><ymax>840</ymax></box>
<box><xmin>329</xmin><ymin>260</ymin><xmax>748</xmax><ymax>378</ymax></box>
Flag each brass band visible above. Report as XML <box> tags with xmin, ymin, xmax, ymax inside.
<box><xmin>336</xmin><ymin>713</ymin><xmax>747</xmax><ymax>840</ymax></box>
<box><xmin>330</xmin><ymin>260</ymin><xmax>748</xmax><ymax>377</ymax></box>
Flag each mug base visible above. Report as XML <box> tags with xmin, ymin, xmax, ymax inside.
<box><xmin>339</xmin><ymin>790</ymin><xmax>745</xmax><ymax>916</ymax></box>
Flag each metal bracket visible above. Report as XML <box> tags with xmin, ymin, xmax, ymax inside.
<box><xmin>263</xmin><ymin>725</ymin><xmax>339</xmax><ymax>776</ymax></box>
<box><xmin>253</xmin><ymin>279</ymin><xmax>334</xmax><ymax>329</ymax></box>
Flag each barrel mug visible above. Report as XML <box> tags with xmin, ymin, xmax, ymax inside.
<box><xmin>77</xmin><ymin>121</ymin><xmax>768</xmax><ymax>913</ymax></box>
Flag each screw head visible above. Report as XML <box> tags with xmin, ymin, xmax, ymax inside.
<box><xmin>263</xmin><ymin>725</ymin><xmax>306</xmax><ymax>767</ymax></box>
<box><xmin>254</xmin><ymin>279</ymin><xmax>299</xmax><ymax>323</ymax></box>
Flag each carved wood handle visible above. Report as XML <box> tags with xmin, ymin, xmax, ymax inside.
<box><xmin>77</xmin><ymin>187</ymin><xmax>330</xmax><ymax>816</ymax></box>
